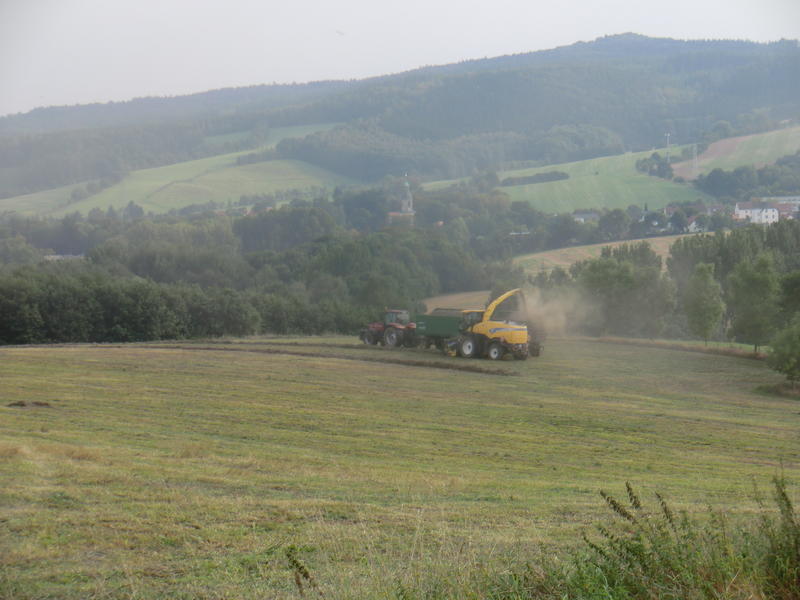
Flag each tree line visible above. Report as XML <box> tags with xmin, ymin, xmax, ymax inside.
<box><xmin>694</xmin><ymin>150</ymin><xmax>800</xmax><ymax>200</ymax></box>
<box><xmin>531</xmin><ymin>221</ymin><xmax>800</xmax><ymax>358</ymax></box>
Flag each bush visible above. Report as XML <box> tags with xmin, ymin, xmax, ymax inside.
<box><xmin>488</xmin><ymin>478</ymin><xmax>800</xmax><ymax>600</ymax></box>
<box><xmin>768</xmin><ymin>318</ymin><xmax>800</xmax><ymax>388</ymax></box>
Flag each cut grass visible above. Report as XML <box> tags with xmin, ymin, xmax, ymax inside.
<box><xmin>672</xmin><ymin>125</ymin><xmax>800</xmax><ymax>179</ymax></box>
<box><xmin>1</xmin><ymin>337</ymin><xmax>797</xmax><ymax>598</ymax></box>
<box><xmin>513</xmin><ymin>234</ymin><xmax>689</xmax><ymax>275</ymax></box>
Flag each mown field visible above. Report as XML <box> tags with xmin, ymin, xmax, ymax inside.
<box><xmin>672</xmin><ymin>125</ymin><xmax>800</xmax><ymax>179</ymax></box>
<box><xmin>0</xmin><ymin>124</ymin><xmax>353</xmax><ymax>217</ymax></box>
<box><xmin>1</xmin><ymin>337</ymin><xmax>798</xmax><ymax>599</ymax></box>
<box><xmin>513</xmin><ymin>234</ymin><xmax>688</xmax><ymax>275</ymax></box>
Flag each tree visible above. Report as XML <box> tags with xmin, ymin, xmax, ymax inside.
<box><xmin>669</xmin><ymin>209</ymin><xmax>688</xmax><ymax>233</ymax></box>
<box><xmin>767</xmin><ymin>317</ymin><xmax>800</xmax><ymax>388</ymax></box>
<box><xmin>598</xmin><ymin>209</ymin><xmax>631</xmax><ymax>241</ymax></box>
<box><xmin>684</xmin><ymin>263</ymin><xmax>724</xmax><ymax>344</ymax></box>
<box><xmin>727</xmin><ymin>254</ymin><xmax>780</xmax><ymax>352</ymax></box>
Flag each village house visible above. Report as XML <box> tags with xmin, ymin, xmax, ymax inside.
<box><xmin>733</xmin><ymin>201</ymin><xmax>780</xmax><ymax>224</ymax></box>
<box><xmin>572</xmin><ymin>210</ymin><xmax>600</xmax><ymax>224</ymax></box>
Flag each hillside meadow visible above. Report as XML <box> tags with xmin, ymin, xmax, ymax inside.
<box><xmin>672</xmin><ymin>125</ymin><xmax>800</xmax><ymax>179</ymax></box>
<box><xmin>1</xmin><ymin>337</ymin><xmax>798</xmax><ymax>598</ymax></box>
<box><xmin>0</xmin><ymin>124</ymin><xmax>352</xmax><ymax>217</ymax></box>
<box><xmin>425</xmin><ymin>147</ymin><xmax>713</xmax><ymax>213</ymax></box>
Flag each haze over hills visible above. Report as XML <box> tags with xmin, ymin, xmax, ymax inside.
<box><xmin>0</xmin><ymin>33</ymin><xmax>798</xmax><ymax>209</ymax></box>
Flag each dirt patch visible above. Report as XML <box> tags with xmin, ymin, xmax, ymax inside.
<box><xmin>6</xmin><ymin>400</ymin><xmax>53</xmax><ymax>408</ymax></box>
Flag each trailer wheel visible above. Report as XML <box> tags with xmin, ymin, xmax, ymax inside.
<box><xmin>487</xmin><ymin>342</ymin><xmax>505</xmax><ymax>360</ymax></box>
<box><xmin>458</xmin><ymin>336</ymin><xmax>478</xmax><ymax>358</ymax></box>
<box><xmin>383</xmin><ymin>327</ymin><xmax>401</xmax><ymax>347</ymax></box>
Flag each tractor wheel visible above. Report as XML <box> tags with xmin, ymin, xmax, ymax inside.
<box><xmin>383</xmin><ymin>327</ymin><xmax>401</xmax><ymax>348</ymax></box>
<box><xmin>487</xmin><ymin>342</ymin><xmax>505</xmax><ymax>360</ymax></box>
<box><xmin>458</xmin><ymin>336</ymin><xmax>478</xmax><ymax>358</ymax></box>
<box><xmin>360</xmin><ymin>331</ymin><xmax>374</xmax><ymax>345</ymax></box>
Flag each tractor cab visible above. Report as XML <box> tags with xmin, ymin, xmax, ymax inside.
<box><xmin>384</xmin><ymin>309</ymin><xmax>410</xmax><ymax>326</ymax></box>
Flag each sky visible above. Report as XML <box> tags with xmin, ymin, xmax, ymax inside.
<box><xmin>1</xmin><ymin>0</ymin><xmax>799</xmax><ymax>118</ymax></box>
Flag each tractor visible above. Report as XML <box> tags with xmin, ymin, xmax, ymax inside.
<box><xmin>359</xmin><ymin>309</ymin><xmax>418</xmax><ymax>347</ymax></box>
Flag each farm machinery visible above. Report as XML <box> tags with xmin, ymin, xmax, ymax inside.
<box><xmin>359</xmin><ymin>288</ymin><xmax>542</xmax><ymax>360</ymax></box>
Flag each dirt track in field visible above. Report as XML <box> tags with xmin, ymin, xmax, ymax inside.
<box><xmin>149</xmin><ymin>342</ymin><xmax>518</xmax><ymax>376</ymax></box>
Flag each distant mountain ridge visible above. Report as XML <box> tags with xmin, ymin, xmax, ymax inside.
<box><xmin>2</xmin><ymin>34</ymin><xmax>795</xmax><ymax>134</ymax></box>
<box><xmin>1</xmin><ymin>34</ymin><xmax>798</xmax><ymax>199</ymax></box>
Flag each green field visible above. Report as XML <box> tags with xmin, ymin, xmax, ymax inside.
<box><xmin>426</xmin><ymin>126</ymin><xmax>800</xmax><ymax>213</ymax></box>
<box><xmin>0</xmin><ymin>124</ymin><xmax>354</xmax><ymax>217</ymax></box>
<box><xmin>672</xmin><ymin>125</ymin><xmax>800</xmax><ymax>179</ymax></box>
<box><xmin>497</xmin><ymin>149</ymin><xmax>714</xmax><ymax>212</ymax></box>
<box><xmin>424</xmin><ymin>148</ymin><xmax>713</xmax><ymax>212</ymax></box>
<box><xmin>1</xmin><ymin>337</ymin><xmax>797</xmax><ymax>598</ymax></box>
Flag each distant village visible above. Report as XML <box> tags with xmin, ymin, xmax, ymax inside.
<box><xmin>572</xmin><ymin>195</ymin><xmax>800</xmax><ymax>234</ymax></box>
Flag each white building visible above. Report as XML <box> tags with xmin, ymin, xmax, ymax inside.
<box><xmin>734</xmin><ymin>202</ymin><xmax>780</xmax><ymax>224</ymax></box>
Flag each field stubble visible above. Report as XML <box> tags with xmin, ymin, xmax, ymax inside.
<box><xmin>0</xmin><ymin>337</ymin><xmax>798</xmax><ymax>598</ymax></box>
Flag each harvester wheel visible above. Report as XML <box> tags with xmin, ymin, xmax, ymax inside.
<box><xmin>383</xmin><ymin>327</ymin><xmax>401</xmax><ymax>347</ymax></box>
<box><xmin>458</xmin><ymin>336</ymin><xmax>478</xmax><ymax>358</ymax></box>
<box><xmin>487</xmin><ymin>342</ymin><xmax>505</xmax><ymax>360</ymax></box>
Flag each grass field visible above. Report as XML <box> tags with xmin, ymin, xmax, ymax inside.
<box><xmin>672</xmin><ymin>125</ymin><xmax>800</xmax><ymax>179</ymax></box>
<box><xmin>425</xmin><ymin>148</ymin><xmax>713</xmax><ymax>213</ymax></box>
<box><xmin>1</xmin><ymin>337</ymin><xmax>798</xmax><ymax>598</ymax></box>
<box><xmin>0</xmin><ymin>124</ymin><xmax>353</xmax><ymax>217</ymax></box>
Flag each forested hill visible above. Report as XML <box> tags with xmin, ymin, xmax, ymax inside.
<box><xmin>1</xmin><ymin>34</ymin><xmax>798</xmax><ymax>198</ymax></box>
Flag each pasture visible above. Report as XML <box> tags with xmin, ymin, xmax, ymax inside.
<box><xmin>425</xmin><ymin>148</ymin><xmax>713</xmax><ymax>213</ymax></box>
<box><xmin>1</xmin><ymin>337</ymin><xmax>797</xmax><ymax>598</ymax></box>
<box><xmin>0</xmin><ymin>124</ymin><xmax>351</xmax><ymax>217</ymax></box>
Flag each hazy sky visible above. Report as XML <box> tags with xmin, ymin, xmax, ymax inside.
<box><xmin>1</xmin><ymin>0</ymin><xmax>799</xmax><ymax>117</ymax></box>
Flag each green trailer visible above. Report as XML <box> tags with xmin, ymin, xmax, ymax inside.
<box><xmin>412</xmin><ymin>308</ymin><xmax>466</xmax><ymax>349</ymax></box>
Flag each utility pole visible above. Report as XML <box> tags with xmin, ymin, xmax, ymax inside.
<box><xmin>664</xmin><ymin>132</ymin><xmax>671</xmax><ymax>163</ymax></box>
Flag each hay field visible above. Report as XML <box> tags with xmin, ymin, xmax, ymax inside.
<box><xmin>1</xmin><ymin>337</ymin><xmax>797</xmax><ymax>598</ymax></box>
<box><xmin>513</xmin><ymin>234</ymin><xmax>689</xmax><ymax>275</ymax></box>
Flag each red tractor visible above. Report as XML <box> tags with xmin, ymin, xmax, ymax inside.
<box><xmin>359</xmin><ymin>309</ymin><xmax>418</xmax><ymax>347</ymax></box>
